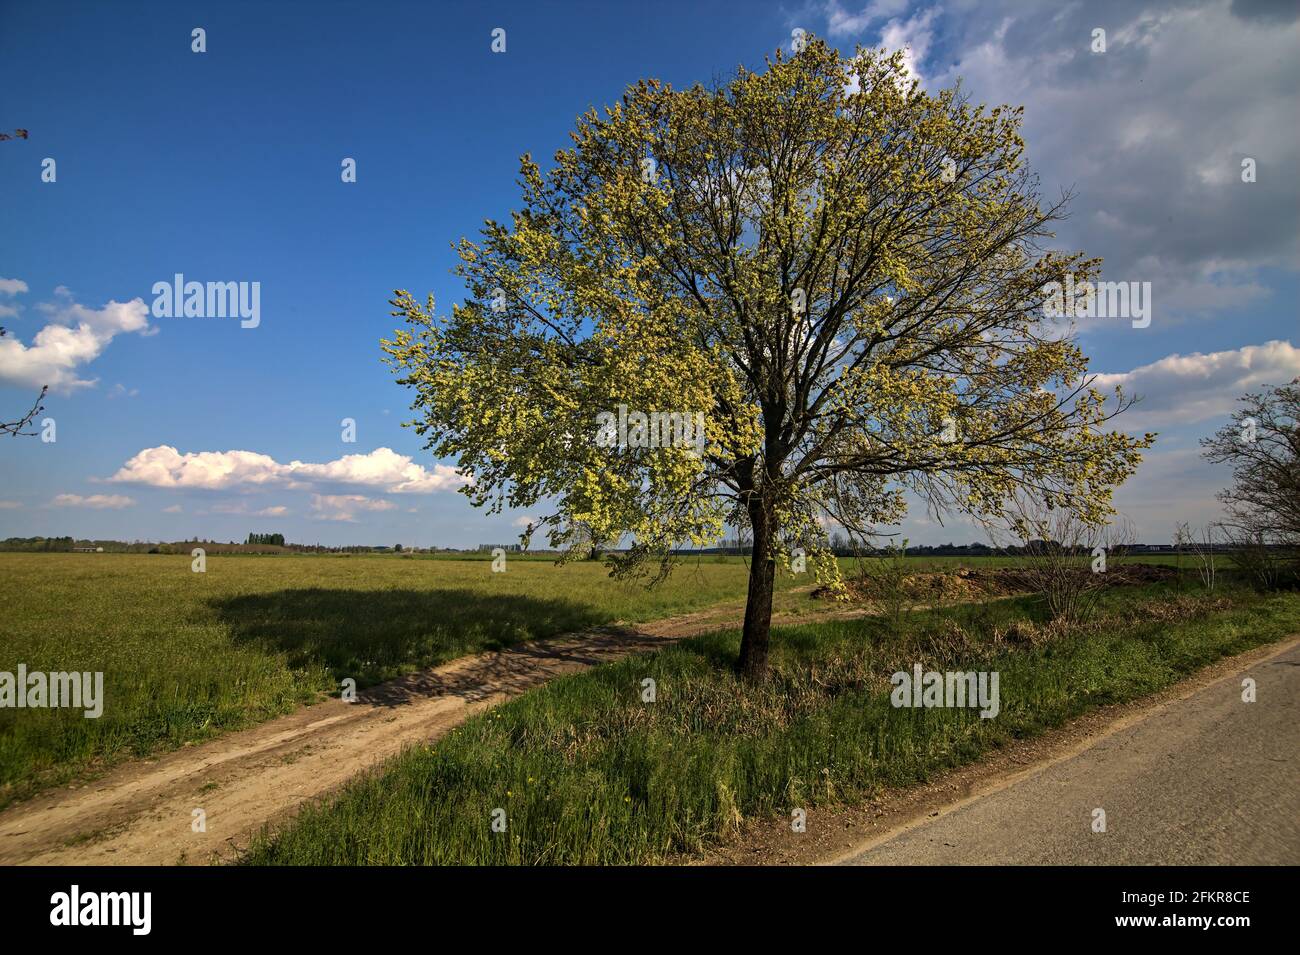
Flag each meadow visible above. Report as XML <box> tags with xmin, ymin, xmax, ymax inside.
<box><xmin>0</xmin><ymin>551</ymin><xmax>802</xmax><ymax>806</ymax></box>
<box><xmin>1</xmin><ymin>549</ymin><xmax>1281</xmax><ymax>827</ymax></box>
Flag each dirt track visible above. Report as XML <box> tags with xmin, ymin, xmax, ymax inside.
<box><xmin>0</xmin><ymin>597</ymin><xmax>857</xmax><ymax>866</ymax></box>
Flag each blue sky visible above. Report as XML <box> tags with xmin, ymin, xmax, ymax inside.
<box><xmin>2</xmin><ymin>0</ymin><xmax>1297</xmax><ymax>547</ymax></box>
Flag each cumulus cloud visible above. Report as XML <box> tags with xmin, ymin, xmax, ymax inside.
<box><xmin>1094</xmin><ymin>339</ymin><xmax>1300</xmax><ymax>428</ymax></box>
<box><xmin>310</xmin><ymin>494</ymin><xmax>396</xmax><ymax>522</ymax></box>
<box><xmin>289</xmin><ymin>447</ymin><xmax>466</xmax><ymax>493</ymax></box>
<box><xmin>110</xmin><ymin>447</ymin><xmax>289</xmax><ymax>490</ymax></box>
<box><xmin>0</xmin><ymin>284</ymin><xmax>153</xmax><ymax>392</ymax></box>
<box><xmin>51</xmin><ymin>493</ymin><xmax>134</xmax><ymax>509</ymax></box>
<box><xmin>108</xmin><ymin>445</ymin><xmax>467</xmax><ymax>494</ymax></box>
<box><xmin>162</xmin><ymin>504</ymin><xmax>183</xmax><ymax>513</ymax></box>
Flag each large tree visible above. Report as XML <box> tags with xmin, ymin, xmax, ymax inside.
<box><xmin>384</xmin><ymin>41</ymin><xmax>1150</xmax><ymax>679</ymax></box>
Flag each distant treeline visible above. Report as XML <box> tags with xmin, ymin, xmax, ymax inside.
<box><xmin>0</xmin><ymin>536</ymin><xmax>544</xmax><ymax>556</ymax></box>
<box><xmin>2</xmin><ymin>536</ymin><xmax>1268</xmax><ymax>558</ymax></box>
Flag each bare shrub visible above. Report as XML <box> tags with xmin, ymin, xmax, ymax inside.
<box><xmin>1174</xmin><ymin>522</ymin><xmax>1224</xmax><ymax>591</ymax></box>
<box><xmin>991</xmin><ymin>496</ymin><xmax>1137</xmax><ymax>624</ymax></box>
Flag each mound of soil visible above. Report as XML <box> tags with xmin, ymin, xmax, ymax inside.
<box><xmin>812</xmin><ymin>561</ymin><xmax>1178</xmax><ymax>603</ymax></box>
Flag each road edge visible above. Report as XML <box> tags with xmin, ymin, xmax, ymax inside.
<box><xmin>698</xmin><ymin>633</ymin><xmax>1300</xmax><ymax>866</ymax></box>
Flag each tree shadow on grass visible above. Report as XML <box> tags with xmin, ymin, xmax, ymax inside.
<box><xmin>210</xmin><ymin>587</ymin><xmax>609</xmax><ymax>690</ymax></box>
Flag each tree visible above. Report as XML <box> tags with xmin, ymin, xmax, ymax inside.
<box><xmin>1201</xmin><ymin>378</ymin><xmax>1299</xmax><ymax>589</ymax></box>
<box><xmin>1201</xmin><ymin>378</ymin><xmax>1300</xmax><ymax>548</ymax></box>
<box><xmin>384</xmin><ymin>40</ymin><xmax>1151</xmax><ymax>680</ymax></box>
<box><xmin>245</xmin><ymin>532</ymin><xmax>285</xmax><ymax>546</ymax></box>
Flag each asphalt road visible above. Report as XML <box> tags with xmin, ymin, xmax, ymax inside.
<box><xmin>841</xmin><ymin>639</ymin><xmax>1300</xmax><ymax>865</ymax></box>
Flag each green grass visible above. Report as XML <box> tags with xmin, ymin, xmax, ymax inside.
<box><xmin>242</xmin><ymin>581</ymin><xmax>1300</xmax><ymax>865</ymax></box>
<box><xmin>0</xmin><ymin>551</ymin><xmax>801</xmax><ymax>807</ymax></box>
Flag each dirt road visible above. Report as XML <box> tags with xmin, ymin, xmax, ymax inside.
<box><xmin>837</xmin><ymin>637</ymin><xmax>1300</xmax><ymax>865</ymax></box>
<box><xmin>0</xmin><ymin>597</ymin><xmax>841</xmax><ymax>866</ymax></box>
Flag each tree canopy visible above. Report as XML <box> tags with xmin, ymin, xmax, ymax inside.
<box><xmin>384</xmin><ymin>40</ymin><xmax>1151</xmax><ymax>678</ymax></box>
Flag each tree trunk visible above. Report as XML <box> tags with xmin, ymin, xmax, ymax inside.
<box><xmin>737</xmin><ymin>498</ymin><xmax>775</xmax><ymax>681</ymax></box>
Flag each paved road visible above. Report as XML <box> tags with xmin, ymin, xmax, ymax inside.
<box><xmin>842</xmin><ymin>640</ymin><xmax>1300</xmax><ymax>865</ymax></box>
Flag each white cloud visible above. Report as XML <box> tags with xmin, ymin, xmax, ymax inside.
<box><xmin>878</xmin><ymin>8</ymin><xmax>936</xmax><ymax>85</ymax></box>
<box><xmin>288</xmin><ymin>447</ymin><xmax>466</xmax><ymax>493</ymax></box>
<box><xmin>922</xmin><ymin>2</ymin><xmax>1300</xmax><ymax>316</ymax></box>
<box><xmin>310</xmin><ymin>494</ymin><xmax>396</xmax><ymax>522</ymax></box>
<box><xmin>0</xmin><ymin>287</ymin><xmax>153</xmax><ymax>392</ymax></box>
<box><xmin>51</xmin><ymin>493</ymin><xmax>134</xmax><ymax>509</ymax></box>
<box><xmin>822</xmin><ymin>0</ymin><xmax>909</xmax><ymax>38</ymax></box>
<box><xmin>812</xmin><ymin>2</ymin><xmax>1300</xmax><ymax>320</ymax></box>
<box><xmin>1094</xmin><ymin>340</ymin><xmax>1300</xmax><ymax>429</ymax></box>
<box><xmin>162</xmin><ymin>504</ymin><xmax>183</xmax><ymax>513</ymax></box>
<box><xmin>208</xmin><ymin>501</ymin><xmax>290</xmax><ymax>517</ymax></box>
<box><xmin>0</xmin><ymin>278</ymin><xmax>27</xmax><ymax>320</ymax></box>
<box><xmin>815</xmin><ymin>3</ymin><xmax>935</xmax><ymax>84</ymax></box>
<box><xmin>110</xmin><ymin>447</ymin><xmax>289</xmax><ymax>490</ymax></box>
<box><xmin>0</xmin><ymin>500</ymin><xmax>21</xmax><ymax>510</ymax></box>
<box><xmin>108</xmin><ymin>445</ymin><xmax>468</xmax><ymax>494</ymax></box>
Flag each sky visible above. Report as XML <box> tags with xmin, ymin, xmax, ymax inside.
<box><xmin>1</xmin><ymin>0</ymin><xmax>1297</xmax><ymax>548</ymax></box>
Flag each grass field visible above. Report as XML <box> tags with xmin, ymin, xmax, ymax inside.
<box><xmin>241</xmin><ymin>579</ymin><xmax>1300</xmax><ymax>865</ymax></box>
<box><xmin>0</xmin><ymin>551</ymin><xmax>805</xmax><ymax>807</ymax></box>
<box><xmin>0</xmin><ymin>549</ymin><xmax>1271</xmax><ymax>819</ymax></box>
